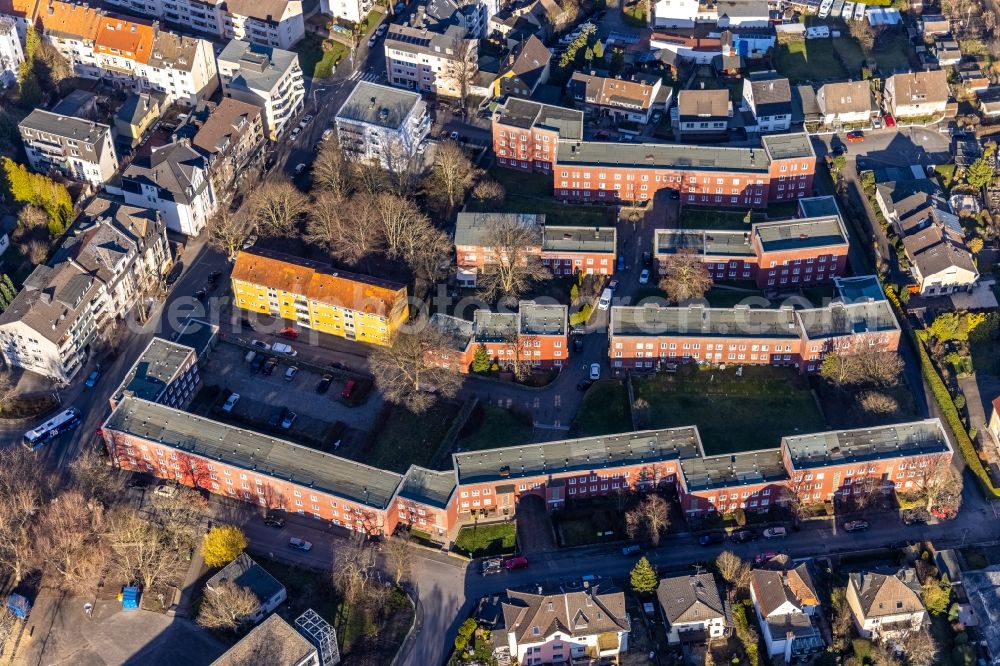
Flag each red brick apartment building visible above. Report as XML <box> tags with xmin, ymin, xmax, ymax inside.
<box><xmin>101</xmin><ymin>395</ymin><xmax>950</xmax><ymax>540</ymax></box>
<box><xmin>426</xmin><ymin>301</ymin><xmax>570</xmax><ymax>373</ymax></box>
<box><xmin>109</xmin><ymin>337</ymin><xmax>200</xmax><ymax>411</ymax></box>
<box><xmin>654</xmin><ymin>215</ymin><xmax>850</xmax><ymax>289</ymax></box>
<box><xmin>608</xmin><ymin>295</ymin><xmax>900</xmax><ymax>373</ymax></box>
<box><xmin>552</xmin><ymin>133</ymin><xmax>815</xmax><ymax>207</ymax></box>
<box><xmin>454</xmin><ymin>212</ymin><xmax>617</xmax><ymax>287</ymax></box>
<box><xmin>492</xmin><ymin>99</ymin><xmax>585</xmax><ymax>173</ymax></box>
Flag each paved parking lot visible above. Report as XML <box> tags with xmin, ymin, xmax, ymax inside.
<box><xmin>200</xmin><ymin>342</ymin><xmax>384</xmax><ymax>441</ymax></box>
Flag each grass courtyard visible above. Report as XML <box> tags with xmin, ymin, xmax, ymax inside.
<box><xmin>679</xmin><ymin>208</ymin><xmax>751</xmax><ymax>231</ymax></box>
<box><xmin>481</xmin><ymin>168</ymin><xmax>612</xmax><ymax>227</ymax></box>
<box><xmin>365</xmin><ymin>401</ymin><xmax>459</xmax><ymax>473</ymax></box>
<box><xmin>774</xmin><ymin>38</ymin><xmax>862</xmax><ymax>83</ymax></box>
<box><xmin>458</xmin><ymin>405</ymin><xmax>535</xmax><ymax>452</ymax></box>
<box><xmin>633</xmin><ymin>365</ymin><xmax>826</xmax><ymax>454</ymax></box>
<box><xmin>573</xmin><ymin>380</ymin><xmax>633</xmax><ymax>436</ymax></box>
<box><xmin>293</xmin><ymin>34</ymin><xmax>348</xmax><ymax>79</ymax></box>
<box><xmin>454</xmin><ymin>522</ymin><xmax>517</xmax><ymax>557</ymax></box>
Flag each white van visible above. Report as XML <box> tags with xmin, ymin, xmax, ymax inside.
<box><xmin>598</xmin><ymin>288</ymin><xmax>613</xmax><ymax>311</ymax></box>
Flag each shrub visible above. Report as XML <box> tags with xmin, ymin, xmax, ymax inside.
<box><xmin>201</xmin><ymin>525</ymin><xmax>247</xmax><ymax>568</ymax></box>
<box><xmin>569</xmin><ymin>303</ymin><xmax>592</xmax><ymax>327</ymax></box>
<box><xmin>454</xmin><ymin>618</ymin><xmax>477</xmax><ymax>651</ymax></box>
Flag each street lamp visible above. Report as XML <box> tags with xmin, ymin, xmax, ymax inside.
<box><xmin>312</xmin><ymin>87</ymin><xmax>327</xmax><ymax>110</ymax></box>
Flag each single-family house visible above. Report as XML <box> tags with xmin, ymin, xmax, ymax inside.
<box><xmin>884</xmin><ymin>70</ymin><xmax>949</xmax><ymax>118</ymax></box>
<box><xmin>979</xmin><ymin>88</ymin><xmax>1000</xmax><ymax>117</ymax></box>
<box><xmin>742</xmin><ymin>71</ymin><xmax>792</xmax><ymax>133</ymax></box>
<box><xmin>115</xmin><ymin>92</ymin><xmax>166</xmax><ymax>149</ymax></box>
<box><xmin>568</xmin><ymin>71</ymin><xmax>665</xmax><ymax>124</ymax></box>
<box><xmin>816</xmin><ymin>81</ymin><xmax>873</xmax><ymax>125</ymax></box>
<box><xmin>657</xmin><ymin>573</ymin><xmax>728</xmax><ymax>644</ymax></box>
<box><xmin>920</xmin><ymin>14</ymin><xmax>951</xmax><ymax>36</ymax></box>
<box><xmin>934</xmin><ymin>38</ymin><xmax>962</xmax><ymax>66</ymax></box>
<box><xmin>749</xmin><ymin>564</ymin><xmax>825</xmax><ymax>661</ymax></box>
<box><xmin>847</xmin><ymin>569</ymin><xmax>927</xmax><ymax>641</ymax></box>
<box><xmin>205</xmin><ymin>553</ymin><xmax>287</xmax><ymax>627</ymax></box>
<box><xmin>494</xmin><ymin>35</ymin><xmax>551</xmax><ymax>99</ymax></box>
<box><xmin>676</xmin><ymin>88</ymin><xmax>731</xmax><ymax>138</ymax></box>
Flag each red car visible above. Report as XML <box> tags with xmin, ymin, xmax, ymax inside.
<box><xmin>279</xmin><ymin>327</ymin><xmax>299</xmax><ymax>339</ymax></box>
<box><xmin>884</xmin><ymin>114</ymin><xmax>895</xmax><ymax>128</ymax></box>
<box><xmin>504</xmin><ymin>555</ymin><xmax>529</xmax><ymax>570</ymax></box>
<box><xmin>341</xmin><ymin>379</ymin><xmax>357</xmax><ymax>399</ymax></box>
<box><xmin>846</xmin><ymin>131</ymin><xmax>865</xmax><ymax>143</ymax></box>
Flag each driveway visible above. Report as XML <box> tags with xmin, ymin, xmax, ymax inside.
<box><xmin>515</xmin><ymin>494</ymin><xmax>557</xmax><ymax>554</ymax></box>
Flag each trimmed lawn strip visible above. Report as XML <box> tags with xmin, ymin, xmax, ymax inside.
<box><xmin>774</xmin><ymin>39</ymin><xmax>848</xmax><ymax>83</ymax></box>
<box><xmin>455</xmin><ymin>522</ymin><xmax>517</xmax><ymax>557</ymax></box>
<box><xmin>679</xmin><ymin>208</ymin><xmax>750</xmax><ymax>230</ymax></box>
<box><xmin>459</xmin><ymin>405</ymin><xmax>535</xmax><ymax>451</ymax></box>
<box><xmin>366</xmin><ymin>401</ymin><xmax>459</xmax><ymax>473</ymax></box>
<box><xmin>634</xmin><ymin>366</ymin><xmax>826</xmax><ymax>454</ymax></box>
<box><xmin>573</xmin><ymin>380</ymin><xmax>632</xmax><ymax>436</ymax></box>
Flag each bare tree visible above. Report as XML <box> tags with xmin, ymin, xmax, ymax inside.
<box><xmin>332</xmin><ymin>539</ymin><xmax>378</xmax><ymax>607</ymax></box>
<box><xmin>369</xmin><ymin>328</ymin><xmax>463</xmax><ymax>413</ymax></box>
<box><xmin>849</xmin><ymin>19</ymin><xmax>876</xmax><ymax>52</ymax></box>
<box><xmin>69</xmin><ymin>447</ymin><xmax>128</xmax><ymax>506</ymax></box>
<box><xmin>985</xmin><ymin>9</ymin><xmax>996</xmax><ymax>33</ymax></box>
<box><xmin>910</xmin><ymin>455</ymin><xmax>963</xmax><ymax>514</ymax></box>
<box><xmin>0</xmin><ymin>448</ymin><xmax>49</xmax><ymax>586</ymax></box>
<box><xmin>0</xmin><ymin>373</ymin><xmax>18</xmax><ymax>414</ymax></box>
<box><xmin>23</xmin><ymin>239</ymin><xmax>47</xmax><ymax>265</ymax></box>
<box><xmin>902</xmin><ymin>630</ymin><xmax>940</xmax><ymax>666</ymax></box>
<box><xmin>407</xmin><ymin>225</ymin><xmax>453</xmax><ymax>288</ymax></box>
<box><xmin>247</xmin><ymin>181</ymin><xmax>309</xmax><ymax>236</ymax></box>
<box><xmin>440</xmin><ymin>36</ymin><xmax>478</xmax><ymax>112</ymax></box>
<box><xmin>625</xmin><ymin>495</ymin><xmax>671</xmax><ymax>546</ymax></box>
<box><xmin>306</xmin><ymin>193</ymin><xmax>383</xmax><ymax>264</ymax></box>
<box><xmin>106</xmin><ymin>507</ymin><xmax>184</xmax><ymax>591</ymax></box>
<box><xmin>382</xmin><ymin>136</ymin><xmax>422</xmax><ymax>196</ymax></box>
<box><xmin>197</xmin><ymin>581</ymin><xmax>260</xmax><ymax>631</ymax></box>
<box><xmin>16</xmin><ymin>205</ymin><xmax>47</xmax><ymax>234</ymax></box>
<box><xmin>476</xmin><ymin>214</ymin><xmax>548</xmax><ymax>302</ymax></box>
<box><xmin>33</xmin><ymin>491</ymin><xmax>107</xmax><ymax>594</ymax></box>
<box><xmin>716</xmin><ymin>550</ymin><xmax>752</xmax><ymax>591</ymax></box>
<box><xmin>311</xmin><ymin>138</ymin><xmax>352</xmax><ymax>201</ymax></box>
<box><xmin>206</xmin><ymin>208</ymin><xmax>248</xmax><ymax>261</ymax></box>
<box><xmin>472</xmin><ymin>179</ymin><xmax>506</xmax><ymax>210</ymax></box>
<box><xmin>383</xmin><ymin>537</ymin><xmax>411</xmax><ymax>585</ymax></box>
<box><xmin>371</xmin><ymin>192</ymin><xmax>429</xmax><ymax>260</ymax></box>
<box><xmin>423</xmin><ymin>141</ymin><xmax>477</xmax><ymax>216</ymax></box>
<box><xmin>829</xmin><ymin>587</ymin><xmax>853</xmax><ymax>651</ymax></box>
<box><xmin>821</xmin><ymin>347</ymin><xmax>904</xmax><ymax>388</ymax></box>
<box><xmin>658</xmin><ymin>250</ymin><xmax>713</xmax><ymax>303</ymax></box>
<box><xmin>858</xmin><ymin>391</ymin><xmax>899</xmax><ymax>415</ymax></box>
<box><xmin>351</xmin><ymin>160</ymin><xmax>388</xmax><ymax>196</ymax></box>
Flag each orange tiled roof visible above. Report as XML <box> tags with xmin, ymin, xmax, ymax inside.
<box><xmin>0</xmin><ymin>0</ymin><xmax>41</xmax><ymax>22</ymax></box>
<box><xmin>232</xmin><ymin>251</ymin><xmax>406</xmax><ymax>318</ymax></box>
<box><xmin>38</xmin><ymin>0</ymin><xmax>102</xmax><ymax>41</ymax></box>
<box><xmin>95</xmin><ymin>17</ymin><xmax>154</xmax><ymax>63</ymax></box>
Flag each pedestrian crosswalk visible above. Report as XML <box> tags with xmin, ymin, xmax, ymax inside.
<box><xmin>348</xmin><ymin>70</ymin><xmax>383</xmax><ymax>83</ymax></box>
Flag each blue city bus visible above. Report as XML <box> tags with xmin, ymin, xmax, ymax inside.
<box><xmin>23</xmin><ymin>408</ymin><xmax>82</xmax><ymax>449</ymax></box>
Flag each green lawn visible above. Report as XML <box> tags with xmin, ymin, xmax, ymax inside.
<box><xmin>483</xmin><ymin>167</ymin><xmax>612</xmax><ymax>226</ymax></box>
<box><xmin>872</xmin><ymin>32</ymin><xmax>912</xmax><ymax>73</ymax></box>
<box><xmin>455</xmin><ymin>522</ymin><xmax>517</xmax><ymax>557</ymax></box>
<box><xmin>774</xmin><ymin>39</ymin><xmax>867</xmax><ymax>83</ymax></box>
<box><xmin>459</xmin><ymin>405</ymin><xmax>535</xmax><ymax>451</ymax></box>
<box><xmin>366</xmin><ymin>401</ymin><xmax>459</xmax><ymax>472</ymax></box>
<box><xmin>971</xmin><ymin>335</ymin><xmax>1000</xmax><ymax>376</ymax></box>
<box><xmin>294</xmin><ymin>34</ymin><xmax>348</xmax><ymax>79</ymax></box>
<box><xmin>679</xmin><ymin>208</ymin><xmax>751</xmax><ymax>231</ymax></box>
<box><xmin>358</xmin><ymin>8</ymin><xmax>385</xmax><ymax>34</ymax></box>
<box><xmin>633</xmin><ymin>366</ymin><xmax>826</xmax><ymax>454</ymax></box>
<box><xmin>573</xmin><ymin>380</ymin><xmax>633</xmax><ymax>436</ymax></box>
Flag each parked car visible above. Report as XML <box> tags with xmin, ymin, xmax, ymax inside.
<box><xmin>884</xmin><ymin>114</ymin><xmax>896</xmax><ymax>128</ymax></box>
<box><xmin>280</xmin><ymin>411</ymin><xmax>297</xmax><ymax>429</ymax></box>
<box><xmin>617</xmin><ymin>255</ymin><xmax>626</xmax><ymax>271</ymax></box>
<box><xmin>642</xmin><ymin>251</ymin><xmax>652</xmax><ymax>267</ymax></box>
<box><xmin>263</xmin><ymin>516</ymin><xmax>285</xmax><ymax>528</ymax></box>
<box><xmin>288</xmin><ymin>537</ymin><xmax>312</xmax><ymax>552</ymax></box>
<box><xmin>316</xmin><ymin>374</ymin><xmax>334</xmax><ymax>394</ymax></box>
<box><xmin>250</xmin><ymin>354</ymin><xmax>266</xmax><ymax>373</ymax></box>
<box><xmin>222</xmin><ymin>393</ymin><xmax>240</xmax><ymax>413</ymax></box>
<box><xmin>449</xmin><ymin>131</ymin><xmax>460</xmax><ymax>141</ymax></box>
<box><xmin>368</xmin><ymin>36</ymin><xmax>377</xmax><ymax>47</ymax></box>
<box><xmin>262</xmin><ymin>357</ymin><xmax>278</xmax><ymax>375</ymax></box>
<box><xmin>754</xmin><ymin>551</ymin><xmax>778</xmax><ymax>565</ymax></box>
<box><xmin>843</xmin><ymin>520</ymin><xmax>869</xmax><ymax>533</ymax></box>
<box><xmin>699</xmin><ymin>532</ymin><xmax>725</xmax><ymax>546</ymax></box>
<box><xmin>272</xmin><ymin>342</ymin><xmax>296</xmax><ymax>356</ymax></box>
<box><xmin>598</xmin><ymin>288</ymin><xmax>612</xmax><ymax>311</ymax></box>
<box><xmin>416</xmin><ymin>139</ymin><xmax>428</xmax><ymax>154</ymax></box>
<box><xmin>250</xmin><ymin>340</ymin><xmax>270</xmax><ymax>350</ymax></box>
<box><xmin>165</xmin><ymin>262</ymin><xmax>183</xmax><ymax>286</ymax></box>
<box><xmin>608</xmin><ymin>279</ymin><xmax>619</xmax><ymax>291</ymax></box>
<box><xmin>279</xmin><ymin>327</ymin><xmax>298</xmax><ymax>339</ymax></box>
<box><xmin>846</xmin><ymin>130</ymin><xmax>865</xmax><ymax>143</ymax></box>
<box><xmin>731</xmin><ymin>529</ymin><xmax>757</xmax><ymax>543</ymax></box>
<box><xmin>301</xmin><ymin>114</ymin><xmax>314</xmax><ymax>126</ymax></box>
<box><xmin>589</xmin><ymin>363</ymin><xmax>600</xmax><ymax>380</ymax></box>
<box><xmin>504</xmin><ymin>555</ymin><xmax>529</xmax><ymax>570</ymax></box>
<box><xmin>322</xmin><ymin>128</ymin><xmax>334</xmax><ymax>141</ymax></box>
<box><xmin>289</xmin><ymin>127</ymin><xmax>301</xmax><ymax>141</ymax></box>
<box><xmin>294</xmin><ymin>163</ymin><xmax>307</xmax><ymax>175</ymax></box>
<box><xmin>341</xmin><ymin>379</ymin><xmax>357</xmax><ymax>399</ymax></box>
<box><xmin>762</xmin><ymin>527</ymin><xmax>787</xmax><ymax>539</ymax></box>
<box><xmin>284</xmin><ymin>366</ymin><xmax>299</xmax><ymax>382</ymax></box>
<box><xmin>267</xmin><ymin>407</ymin><xmax>286</xmax><ymax>427</ymax></box>
<box><xmin>638</xmin><ymin>269</ymin><xmax>650</xmax><ymax>284</ymax></box>
<box><xmin>576</xmin><ymin>379</ymin><xmax>594</xmax><ymax>391</ymax></box>
<box><xmin>153</xmin><ymin>484</ymin><xmax>176</xmax><ymax>498</ymax></box>
<box><xmin>573</xmin><ymin>336</ymin><xmax>584</xmax><ymax>353</ymax></box>
<box><xmin>376</xmin><ymin>23</ymin><xmax>387</xmax><ymax>35</ymax></box>
<box><xmin>481</xmin><ymin>558</ymin><xmax>503</xmax><ymax>575</ymax></box>
<box><xmin>85</xmin><ymin>370</ymin><xmax>101</xmax><ymax>388</ymax></box>
<box><xmin>242</xmin><ymin>233</ymin><xmax>258</xmax><ymax>249</ymax></box>
<box><xmin>622</xmin><ymin>544</ymin><xmax>642</xmax><ymax>556</ymax></box>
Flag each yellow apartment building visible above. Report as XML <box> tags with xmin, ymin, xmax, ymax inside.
<box><xmin>231</xmin><ymin>250</ymin><xmax>408</xmax><ymax>346</ymax></box>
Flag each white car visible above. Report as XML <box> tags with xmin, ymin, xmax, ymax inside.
<box><xmin>376</xmin><ymin>23</ymin><xmax>387</xmax><ymax>35</ymax></box>
<box><xmin>368</xmin><ymin>36</ymin><xmax>377</xmax><ymax>47</ymax></box>
<box><xmin>288</xmin><ymin>537</ymin><xmax>312</xmax><ymax>551</ymax></box>
<box><xmin>222</xmin><ymin>393</ymin><xmax>240</xmax><ymax>413</ymax></box>
<box><xmin>417</xmin><ymin>139</ymin><xmax>428</xmax><ymax>154</ymax></box>
<box><xmin>639</xmin><ymin>269</ymin><xmax>650</xmax><ymax>284</ymax></box>
<box><xmin>272</xmin><ymin>342</ymin><xmax>296</xmax><ymax>356</ymax></box>
<box><xmin>589</xmin><ymin>363</ymin><xmax>600</xmax><ymax>380</ymax></box>
<box><xmin>762</xmin><ymin>527</ymin><xmax>787</xmax><ymax>539</ymax></box>
<box><xmin>289</xmin><ymin>127</ymin><xmax>301</xmax><ymax>141</ymax></box>
<box><xmin>322</xmin><ymin>128</ymin><xmax>334</xmax><ymax>141</ymax></box>
<box><xmin>449</xmin><ymin>131</ymin><xmax>460</xmax><ymax>141</ymax></box>
<box><xmin>301</xmin><ymin>114</ymin><xmax>313</xmax><ymax>127</ymax></box>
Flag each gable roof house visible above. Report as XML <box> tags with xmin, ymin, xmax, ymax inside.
<box><xmin>189</xmin><ymin>98</ymin><xmax>266</xmax><ymax>197</ymax></box>
<box><xmin>569</xmin><ymin>72</ymin><xmax>667</xmax><ymax>124</ymax></box>
<box><xmin>742</xmin><ymin>71</ymin><xmax>792</xmax><ymax>134</ymax></box>
<box><xmin>847</xmin><ymin>569</ymin><xmax>927</xmax><ymax>641</ymax></box>
<box><xmin>934</xmin><ymin>37</ymin><xmax>962</xmax><ymax>66</ymax></box>
<box><xmin>115</xmin><ymin>91</ymin><xmax>166</xmax><ymax>149</ymax></box>
<box><xmin>884</xmin><ymin>70</ymin><xmax>949</xmax><ymax>119</ymax></box>
<box><xmin>978</xmin><ymin>87</ymin><xmax>1000</xmax><ymax>117</ymax></box>
<box><xmin>750</xmin><ymin>563</ymin><xmax>825</xmax><ymax>661</ymax></box>
<box><xmin>816</xmin><ymin>81</ymin><xmax>873</xmax><ymax>125</ymax></box>
<box><xmin>676</xmin><ymin>88</ymin><xmax>732</xmax><ymax>138</ymax></box>
<box><xmin>206</xmin><ymin>553</ymin><xmax>287</xmax><ymax>627</ymax></box>
<box><xmin>494</xmin><ymin>35</ymin><xmax>551</xmax><ymax>100</ymax></box>
<box><xmin>657</xmin><ymin>573</ymin><xmax>728</xmax><ymax>644</ymax></box>
<box><xmin>501</xmin><ymin>586</ymin><xmax>631</xmax><ymax>664</ymax></box>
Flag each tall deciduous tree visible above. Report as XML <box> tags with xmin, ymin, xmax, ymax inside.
<box><xmin>423</xmin><ymin>141</ymin><xmax>477</xmax><ymax>216</ymax></box>
<box><xmin>625</xmin><ymin>495</ymin><xmax>671</xmax><ymax>546</ymax></box>
<box><xmin>476</xmin><ymin>214</ymin><xmax>549</xmax><ymax>302</ymax></box>
<box><xmin>107</xmin><ymin>507</ymin><xmax>185</xmax><ymax>590</ymax></box>
<box><xmin>820</xmin><ymin>346</ymin><xmax>904</xmax><ymax>387</ymax></box>
<box><xmin>382</xmin><ymin>537</ymin><xmax>411</xmax><ymax>585</ymax></box>
<box><xmin>197</xmin><ymin>581</ymin><xmax>259</xmax><ymax>631</ymax></box>
<box><xmin>658</xmin><ymin>249</ymin><xmax>713</xmax><ymax>303</ymax></box>
<box><xmin>369</xmin><ymin>328</ymin><xmax>463</xmax><ymax>413</ymax></box>
<box><xmin>247</xmin><ymin>181</ymin><xmax>309</xmax><ymax>236</ymax></box>
<box><xmin>440</xmin><ymin>37</ymin><xmax>478</xmax><ymax>112</ymax></box>
<box><xmin>306</xmin><ymin>192</ymin><xmax>382</xmax><ymax>264</ymax></box>
<box><xmin>206</xmin><ymin>208</ymin><xmax>248</xmax><ymax>261</ymax></box>
<box><xmin>716</xmin><ymin>550</ymin><xmax>752</xmax><ymax>590</ymax></box>
<box><xmin>0</xmin><ymin>448</ymin><xmax>49</xmax><ymax>586</ymax></box>
<box><xmin>311</xmin><ymin>138</ymin><xmax>353</xmax><ymax>201</ymax></box>
<box><xmin>33</xmin><ymin>490</ymin><xmax>107</xmax><ymax>593</ymax></box>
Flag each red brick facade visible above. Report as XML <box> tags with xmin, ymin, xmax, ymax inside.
<box><xmin>494</xmin><ymin>123</ymin><xmax>560</xmax><ymax>173</ymax></box>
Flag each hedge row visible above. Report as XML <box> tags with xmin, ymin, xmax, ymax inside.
<box><xmin>915</xmin><ymin>333</ymin><xmax>1000</xmax><ymax>498</ymax></box>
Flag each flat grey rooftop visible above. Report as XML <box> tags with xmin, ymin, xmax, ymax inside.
<box><xmin>453</xmin><ymin>427</ymin><xmax>703</xmax><ymax>484</ymax></box>
<box><xmin>556</xmin><ymin>140</ymin><xmax>770</xmax><ymax>172</ymax></box>
<box><xmin>797</xmin><ymin>196</ymin><xmax>841</xmax><ymax>219</ymax></box>
<box><xmin>754</xmin><ymin>216</ymin><xmax>847</xmax><ymax>253</ymax></box>
<box><xmin>762</xmin><ymin>132</ymin><xmax>814</xmax><ymax>160</ymax></box>
<box><xmin>398</xmin><ymin>466</ymin><xmax>457</xmax><ymax>509</ymax></box>
<box><xmin>337</xmin><ymin>81</ymin><xmax>422</xmax><ymax>129</ymax></box>
<box><xmin>496</xmin><ymin>98</ymin><xmax>583</xmax><ymax>140</ymax></box>
<box><xmin>782</xmin><ymin>419</ymin><xmax>951</xmax><ymax>469</ymax></box>
<box><xmin>474</xmin><ymin>310</ymin><xmax>518</xmax><ymax>342</ymax></box>
<box><xmin>519</xmin><ymin>303</ymin><xmax>566</xmax><ymax>336</ymax></box>
<box><xmin>796</xmin><ymin>301</ymin><xmax>898</xmax><ymax>339</ymax></box>
<box><xmin>655</xmin><ymin>229</ymin><xmax>755</xmax><ymax>257</ymax></box>
<box><xmin>20</xmin><ymin>109</ymin><xmax>110</xmax><ymax>144</ymax></box>
<box><xmin>104</xmin><ymin>397</ymin><xmax>403</xmax><ymax>509</ymax></box>
<box><xmin>113</xmin><ymin>338</ymin><xmax>194</xmax><ymax>404</ymax></box>
<box><xmin>611</xmin><ymin>304</ymin><xmax>801</xmax><ymax>338</ymax></box>
<box><xmin>680</xmin><ymin>448</ymin><xmax>789</xmax><ymax>491</ymax></box>
<box><xmin>542</xmin><ymin>226</ymin><xmax>616</xmax><ymax>253</ymax></box>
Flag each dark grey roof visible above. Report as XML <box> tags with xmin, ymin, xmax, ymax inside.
<box><xmin>655</xmin><ymin>230</ymin><xmax>756</xmax><ymax>257</ymax></box>
<box><xmin>453</xmin><ymin>427</ymin><xmax>703</xmax><ymax>484</ymax></box>
<box><xmin>112</xmin><ymin>338</ymin><xmax>196</xmax><ymax>405</ymax></box>
<box><xmin>795</xmin><ymin>300</ymin><xmax>898</xmax><ymax>340</ymax></box>
<box><xmin>542</xmin><ymin>225</ymin><xmax>616</xmax><ymax>253</ymax></box>
<box><xmin>207</xmin><ymin>553</ymin><xmax>285</xmax><ymax>609</ymax></box>
<box><xmin>747</xmin><ymin>71</ymin><xmax>792</xmax><ymax>117</ymax></box>
<box><xmin>754</xmin><ymin>216</ymin><xmax>847</xmax><ymax>252</ymax></box>
<box><xmin>121</xmin><ymin>142</ymin><xmax>209</xmax><ymax>205</ymax></box>
<box><xmin>495</xmin><ymin>98</ymin><xmax>583</xmax><ymax>140</ymax></box>
<box><xmin>782</xmin><ymin>419</ymin><xmax>951</xmax><ymax>469</ymax></box>
<box><xmin>611</xmin><ymin>304</ymin><xmax>802</xmax><ymax>338</ymax></box>
<box><xmin>557</xmin><ymin>140</ymin><xmax>769</xmax><ymax>172</ymax></box>
<box><xmin>398</xmin><ymin>466</ymin><xmax>457</xmax><ymax>509</ymax></box>
<box><xmin>519</xmin><ymin>302</ymin><xmax>566</xmax><ymax>336</ymax></box>
<box><xmin>428</xmin><ymin>313</ymin><xmax>474</xmax><ymax>352</ymax></box>
<box><xmin>20</xmin><ymin>109</ymin><xmax>112</xmax><ymax>164</ymax></box>
<box><xmin>473</xmin><ymin>310</ymin><xmax>518</xmax><ymax>342</ymax></box>
<box><xmin>219</xmin><ymin>39</ymin><xmax>300</xmax><ymax>93</ymax></box>
<box><xmin>657</xmin><ymin>573</ymin><xmax>725</xmax><ymax>625</ymax></box>
<box><xmin>337</xmin><ymin>81</ymin><xmax>424</xmax><ymax>130</ymax></box>
<box><xmin>116</xmin><ymin>92</ymin><xmax>164</xmax><ymax>127</ymax></box>
<box><xmin>679</xmin><ymin>449</ymin><xmax>789</xmax><ymax>491</ymax></box>
<box><xmin>454</xmin><ymin>213</ymin><xmax>543</xmax><ymax>248</ymax></box>
<box><xmin>104</xmin><ymin>397</ymin><xmax>405</xmax><ymax>509</ymax></box>
<box><xmin>762</xmin><ymin>133</ymin><xmax>814</xmax><ymax>160</ymax></box>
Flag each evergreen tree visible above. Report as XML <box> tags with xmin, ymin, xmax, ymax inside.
<box><xmin>592</xmin><ymin>41</ymin><xmax>604</xmax><ymax>60</ymax></box>
<box><xmin>570</xmin><ymin>283</ymin><xmax>580</xmax><ymax>303</ymax></box>
<box><xmin>471</xmin><ymin>344</ymin><xmax>491</xmax><ymax>374</ymax></box>
<box><xmin>0</xmin><ymin>274</ymin><xmax>14</xmax><ymax>311</ymax></box>
<box><xmin>630</xmin><ymin>556</ymin><xmax>658</xmax><ymax>595</ymax></box>
<box><xmin>2</xmin><ymin>157</ymin><xmax>74</xmax><ymax>235</ymax></box>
